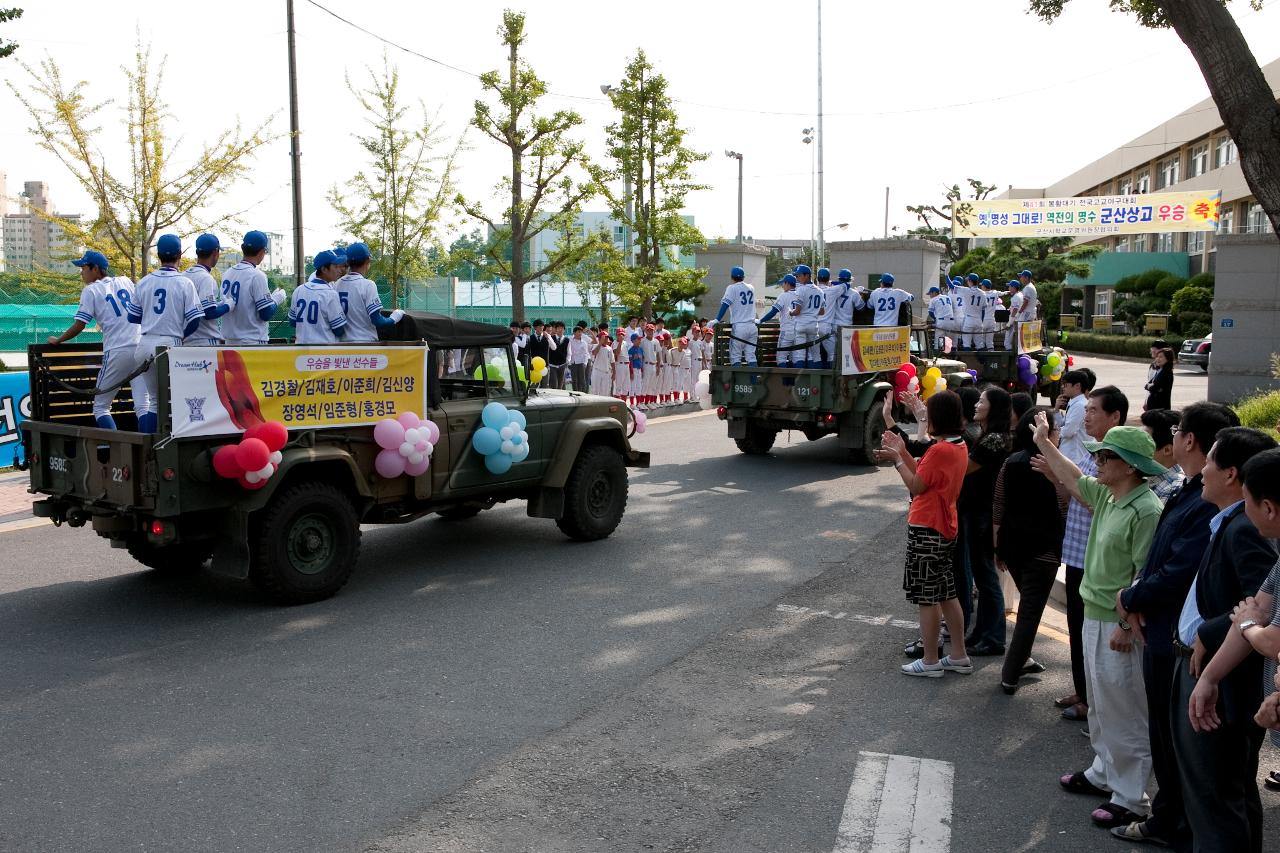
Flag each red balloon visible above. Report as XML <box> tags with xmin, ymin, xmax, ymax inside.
<box><xmin>893</xmin><ymin>369</ymin><xmax>911</xmax><ymax>389</ymax></box>
<box><xmin>235</xmin><ymin>437</ymin><xmax>271</xmax><ymax>473</ymax></box>
<box><xmin>251</xmin><ymin>421</ymin><xmax>288</xmax><ymax>452</ymax></box>
<box><xmin>238</xmin><ymin>474</ymin><xmax>269</xmax><ymax>490</ymax></box>
<box><xmin>212</xmin><ymin>444</ymin><xmax>243</xmax><ymax>479</ymax></box>
<box><xmin>899</xmin><ymin>362</ymin><xmax>918</xmax><ymax>378</ymax></box>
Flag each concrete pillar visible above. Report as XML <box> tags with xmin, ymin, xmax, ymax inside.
<box><xmin>828</xmin><ymin>238</ymin><xmax>945</xmax><ymax>319</ymax></box>
<box><xmin>1209</xmin><ymin>234</ymin><xmax>1280</xmax><ymax>403</ymax></box>
<box><xmin>692</xmin><ymin>242</ymin><xmax>771</xmax><ymax>318</ymax></box>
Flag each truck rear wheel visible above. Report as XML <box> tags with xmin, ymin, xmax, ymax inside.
<box><xmin>126</xmin><ymin>538</ymin><xmax>214</xmax><ymax>575</ymax></box>
<box><xmin>251</xmin><ymin>482</ymin><xmax>361</xmax><ymax>605</ymax></box>
<box><xmin>734</xmin><ymin>421</ymin><xmax>776</xmax><ymax>455</ymax></box>
<box><xmin>556</xmin><ymin>444</ymin><xmax>628</xmax><ymax>541</ymax></box>
<box><xmin>848</xmin><ymin>394</ymin><xmax>887</xmax><ymax>466</ymax></box>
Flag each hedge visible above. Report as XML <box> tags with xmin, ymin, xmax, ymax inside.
<box><xmin>1056</xmin><ymin>331</ymin><xmax>1186</xmax><ymax>358</ymax></box>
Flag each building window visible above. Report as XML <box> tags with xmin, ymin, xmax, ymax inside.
<box><xmin>1247</xmin><ymin>202</ymin><xmax>1272</xmax><ymax>234</ymax></box>
<box><xmin>1118</xmin><ymin>178</ymin><xmax>1133</xmax><ymax>196</ymax></box>
<box><xmin>1156</xmin><ymin>156</ymin><xmax>1179</xmax><ymax>189</ymax></box>
<box><xmin>1135</xmin><ymin>173</ymin><xmax>1151</xmax><ymax>194</ymax></box>
<box><xmin>1219</xmin><ymin>206</ymin><xmax>1234</xmax><ymax>235</ymax></box>
<box><xmin>1132</xmin><ymin>233</ymin><xmax>1147</xmax><ymax>252</ymax></box>
<box><xmin>1214</xmin><ymin>136</ymin><xmax>1237</xmax><ymax>169</ymax></box>
<box><xmin>1096</xmin><ymin>292</ymin><xmax>1110</xmax><ymax>315</ymax></box>
<box><xmin>1188</xmin><ymin>231</ymin><xmax>1206</xmax><ymax>254</ymax></box>
<box><xmin>1188</xmin><ymin>143</ymin><xmax>1209</xmax><ymax>178</ymax></box>
<box><xmin>1115</xmin><ymin>236</ymin><xmax>1130</xmax><ymax>253</ymax></box>
<box><xmin>1156</xmin><ymin>232</ymin><xmax>1175</xmax><ymax>252</ymax></box>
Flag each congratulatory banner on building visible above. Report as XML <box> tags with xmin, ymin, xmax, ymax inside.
<box><xmin>952</xmin><ymin>190</ymin><xmax>1221</xmax><ymax>239</ymax></box>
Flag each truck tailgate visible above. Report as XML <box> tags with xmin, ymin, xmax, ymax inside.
<box><xmin>23</xmin><ymin>421</ymin><xmax>153</xmax><ymax>509</ymax></box>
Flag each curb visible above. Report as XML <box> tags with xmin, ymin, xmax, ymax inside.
<box><xmin>631</xmin><ymin>401</ymin><xmax>702</xmax><ymax>420</ymax></box>
<box><xmin>1050</xmin><ymin>564</ymin><xmax>1068</xmax><ymax>608</ymax></box>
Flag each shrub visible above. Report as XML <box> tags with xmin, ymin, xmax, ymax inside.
<box><xmin>1187</xmin><ymin>272</ymin><xmax>1215</xmax><ymax>291</ymax></box>
<box><xmin>1235</xmin><ymin>389</ymin><xmax>1280</xmax><ymax>440</ymax></box>
<box><xmin>1183</xmin><ymin>320</ymin><xmax>1211</xmax><ymax>339</ymax></box>
<box><xmin>1171</xmin><ymin>285</ymin><xmax>1214</xmax><ymax>318</ymax></box>
<box><xmin>1154</xmin><ymin>275</ymin><xmax>1188</xmax><ymax>299</ymax></box>
<box><xmin>1114</xmin><ymin>274</ymin><xmax>1142</xmax><ymax>294</ymax></box>
<box><xmin>1056</xmin><ymin>331</ymin><xmax>1186</xmax><ymax>358</ymax></box>
<box><xmin>1137</xmin><ymin>269</ymin><xmax>1168</xmax><ymax>292</ymax></box>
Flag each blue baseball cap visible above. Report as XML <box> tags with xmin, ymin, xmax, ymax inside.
<box><xmin>313</xmin><ymin>249</ymin><xmax>340</xmax><ymax>270</ymax></box>
<box><xmin>782</xmin><ymin>273</ymin><xmax>797</xmax><ymax>286</ymax></box>
<box><xmin>332</xmin><ymin>247</ymin><xmax>349</xmax><ymax>266</ymax></box>
<box><xmin>838</xmin><ymin>268</ymin><xmax>852</xmax><ymax>282</ymax></box>
<box><xmin>951</xmin><ymin>277</ymin><xmax>962</xmax><ymax>286</ymax></box>
<box><xmin>1019</xmin><ymin>269</ymin><xmax>1033</xmax><ymax>279</ymax></box>
<box><xmin>346</xmin><ymin>242</ymin><xmax>371</xmax><ymax>265</ymax></box>
<box><xmin>794</xmin><ymin>264</ymin><xmax>812</xmax><ymax>276</ymax></box>
<box><xmin>155</xmin><ymin>234</ymin><xmax>182</xmax><ymax>257</ymax></box>
<box><xmin>981</xmin><ymin>278</ymin><xmax>992</xmax><ymax>288</ymax></box>
<box><xmin>966</xmin><ymin>273</ymin><xmax>979</xmax><ymax>283</ymax></box>
<box><xmin>242</xmin><ymin>230</ymin><xmax>269</xmax><ymax>252</ymax></box>
<box><xmin>72</xmin><ymin>249</ymin><xmax>109</xmax><ymax>271</ymax></box>
<box><xmin>816</xmin><ymin>267</ymin><xmax>831</xmax><ymax>281</ymax></box>
<box><xmin>1007</xmin><ymin>280</ymin><xmax>1020</xmax><ymax>290</ymax></box>
<box><xmin>730</xmin><ymin>265</ymin><xmax>745</xmax><ymax>279</ymax></box>
<box><xmin>928</xmin><ymin>286</ymin><xmax>940</xmax><ymax>294</ymax></box>
<box><xmin>880</xmin><ymin>273</ymin><xmax>895</xmax><ymax>285</ymax></box>
<box><xmin>194</xmin><ymin>233</ymin><xmax>220</xmax><ymax>254</ymax></box>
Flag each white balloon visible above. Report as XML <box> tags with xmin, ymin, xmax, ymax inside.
<box><xmin>399</xmin><ymin>441</ymin><xmax>415</xmax><ymax>457</ymax></box>
<box><xmin>408</xmin><ymin>452</ymin><xmax>425</xmax><ymax>465</ymax></box>
<box><xmin>520</xmin><ymin>430</ymin><xmax>530</xmax><ymax>443</ymax></box>
<box><xmin>501</xmin><ymin>439</ymin><xmax>515</xmax><ymax>455</ymax></box>
<box><xmin>513</xmin><ymin>442</ymin><xmax>530</xmax><ymax>462</ymax></box>
<box><xmin>500</xmin><ymin>425</ymin><xmax>516</xmax><ymax>441</ymax></box>
<box><xmin>269</xmin><ymin>450</ymin><xmax>283</xmax><ymax>465</ymax></box>
<box><xmin>245</xmin><ymin>470</ymin><xmax>262</xmax><ymax>484</ymax></box>
<box><xmin>403</xmin><ymin>428</ymin><xmax>421</xmax><ymax>445</ymax></box>
<box><xmin>256</xmin><ymin>463</ymin><xmax>274</xmax><ymax>480</ymax></box>
<box><xmin>423</xmin><ymin>442</ymin><xmax>433</xmax><ymax>456</ymax></box>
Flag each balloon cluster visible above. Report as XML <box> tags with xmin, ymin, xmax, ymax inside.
<box><xmin>692</xmin><ymin>369</ymin><xmax>713</xmax><ymax>410</ymax></box>
<box><xmin>630</xmin><ymin>407</ymin><xmax>648</xmax><ymax>434</ymax></box>
<box><xmin>471</xmin><ymin>402</ymin><xmax>530</xmax><ymax>475</ymax></box>
<box><xmin>529</xmin><ymin>357</ymin><xmax>547</xmax><ymax>385</ymax></box>
<box><xmin>1041</xmin><ymin>350</ymin><xmax>1066</xmax><ymax>382</ymax></box>
<box><xmin>473</xmin><ymin>357</ymin><xmax>526</xmax><ymax>384</ymax></box>
<box><xmin>892</xmin><ymin>362</ymin><xmax>920</xmax><ymax>401</ymax></box>
<box><xmin>920</xmin><ymin>366</ymin><xmax>948</xmax><ymax>399</ymax></box>
<box><xmin>1017</xmin><ymin>354</ymin><xmax>1039</xmax><ymax>386</ymax></box>
<box><xmin>212</xmin><ymin>421</ymin><xmax>288</xmax><ymax>491</ymax></box>
<box><xmin>373</xmin><ymin>412</ymin><xmax>440</xmax><ymax>478</ymax></box>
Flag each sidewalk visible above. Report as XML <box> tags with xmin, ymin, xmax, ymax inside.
<box><xmin>0</xmin><ymin>469</ymin><xmax>33</xmax><ymax>524</ymax></box>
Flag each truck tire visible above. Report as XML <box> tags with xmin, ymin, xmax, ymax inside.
<box><xmin>848</xmin><ymin>393</ymin><xmax>887</xmax><ymax>466</ymax></box>
<box><xmin>555</xmin><ymin>444</ymin><xmax>628</xmax><ymax>541</ymax></box>
<box><xmin>734</xmin><ymin>421</ymin><xmax>776</xmax><ymax>455</ymax></box>
<box><xmin>126</xmin><ymin>538</ymin><xmax>214</xmax><ymax>575</ymax></box>
<box><xmin>250</xmin><ymin>482</ymin><xmax>361</xmax><ymax>605</ymax></box>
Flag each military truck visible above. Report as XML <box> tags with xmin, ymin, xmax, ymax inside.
<box><xmin>709</xmin><ymin>322</ymin><xmax>972</xmax><ymax>463</ymax></box>
<box><xmin>21</xmin><ymin>312</ymin><xmax>648</xmax><ymax>604</ymax></box>
<box><xmin>927</xmin><ymin>318</ymin><xmax>1067</xmax><ymax>403</ymax></box>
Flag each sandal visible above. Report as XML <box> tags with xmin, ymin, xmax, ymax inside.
<box><xmin>1054</xmin><ymin>693</ymin><xmax>1081</xmax><ymax>709</ymax></box>
<box><xmin>1059</xmin><ymin>771</ymin><xmax>1108</xmax><ymax>797</ymax></box>
<box><xmin>1266</xmin><ymin>770</ymin><xmax>1280</xmax><ymax>792</ymax></box>
<box><xmin>1061</xmin><ymin>702</ymin><xmax>1089</xmax><ymax>721</ymax></box>
<box><xmin>904</xmin><ymin>638</ymin><xmax>925</xmax><ymax>659</ymax></box>
<box><xmin>1091</xmin><ymin>803</ymin><xmax>1143</xmax><ymax>829</ymax></box>
<box><xmin>1109</xmin><ymin>820</ymin><xmax>1171</xmax><ymax>847</ymax></box>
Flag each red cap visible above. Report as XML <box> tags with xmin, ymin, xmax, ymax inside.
<box><xmin>644</xmin><ymin>323</ymin><xmax>656</xmax><ymax>331</ymax></box>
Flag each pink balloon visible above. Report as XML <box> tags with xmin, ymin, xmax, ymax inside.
<box><xmin>396</xmin><ymin>411</ymin><xmax>421</xmax><ymax>431</ymax></box>
<box><xmin>414</xmin><ymin>440</ymin><xmax>429</xmax><ymax>453</ymax></box>
<box><xmin>634</xmin><ymin>412</ymin><xmax>647</xmax><ymax>434</ymax></box>
<box><xmin>375</xmin><ymin>448</ymin><xmax>407</xmax><ymax>478</ymax></box>
<box><xmin>404</xmin><ymin>455</ymin><xmax>430</xmax><ymax>476</ymax></box>
<box><xmin>421</xmin><ymin>420</ymin><xmax>440</xmax><ymax>445</ymax></box>
<box><xmin>373</xmin><ymin>418</ymin><xmax>405</xmax><ymax>450</ymax></box>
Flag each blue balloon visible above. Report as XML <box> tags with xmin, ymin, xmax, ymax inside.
<box><xmin>484</xmin><ymin>451</ymin><xmax>513</xmax><ymax>475</ymax></box>
<box><xmin>482</xmin><ymin>402</ymin><xmax>511</xmax><ymax>430</ymax></box>
<box><xmin>510</xmin><ymin>431</ymin><xmax>524</xmax><ymax>446</ymax></box>
<box><xmin>507</xmin><ymin>409</ymin><xmax>526</xmax><ymax>430</ymax></box>
<box><xmin>512</xmin><ymin>442</ymin><xmax>530</xmax><ymax>462</ymax></box>
<box><xmin>472</xmin><ymin>426</ymin><xmax>502</xmax><ymax>456</ymax></box>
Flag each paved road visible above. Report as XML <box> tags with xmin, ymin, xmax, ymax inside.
<box><xmin>1064</xmin><ymin>353</ymin><xmax>1206</xmax><ymax>411</ymax></box>
<box><xmin>0</xmin><ymin>371</ymin><xmax>1273</xmax><ymax>852</ymax></box>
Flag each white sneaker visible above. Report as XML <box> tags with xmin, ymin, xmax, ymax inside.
<box><xmin>940</xmin><ymin>655</ymin><xmax>974</xmax><ymax>675</ymax></box>
<box><xmin>901</xmin><ymin>659</ymin><xmax>944</xmax><ymax>678</ymax></box>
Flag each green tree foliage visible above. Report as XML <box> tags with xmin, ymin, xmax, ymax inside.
<box><xmin>1114</xmin><ymin>274</ymin><xmax>1142</xmax><ymax>294</ymax></box>
<box><xmin>1171</xmin><ymin>284</ymin><xmax>1214</xmax><ymax>318</ymax></box>
<box><xmin>0</xmin><ymin>7</ymin><xmax>21</xmax><ymax>60</ymax></box>
<box><xmin>459</xmin><ymin>10</ymin><xmax>601</xmax><ymax>323</ymax></box>
<box><xmin>1154</xmin><ymin>274</ymin><xmax>1188</xmax><ymax>299</ymax></box>
<box><xmin>949</xmin><ymin>236</ymin><xmax>1100</xmax><ymax>285</ymax></box>
<box><xmin>900</xmin><ymin>178</ymin><xmax>998</xmax><ymax>264</ymax></box>
<box><xmin>329</xmin><ymin>55</ymin><xmax>462</xmax><ymax>305</ymax></box>
<box><xmin>566</xmin><ymin>227</ymin><xmax>625</xmax><ymax>325</ymax></box>
<box><xmin>594</xmin><ymin>50</ymin><xmax>708</xmax><ymax>319</ymax></box>
<box><xmin>1187</xmin><ymin>271</ymin><xmax>1216</xmax><ymax>290</ymax></box>
<box><xmin>1029</xmin><ymin>0</ymin><xmax>1280</xmax><ymax>238</ymax></box>
<box><xmin>9</xmin><ymin>41</ymin><xmax>273</xmax><ymax>279</ymax></box>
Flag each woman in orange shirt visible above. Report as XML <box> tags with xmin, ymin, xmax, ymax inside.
<box><xmin>879</xmin><ymin>391</ymin><xmax>974</xmax><ymax>678</ymax></box>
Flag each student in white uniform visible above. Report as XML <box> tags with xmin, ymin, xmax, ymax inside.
<box><xmin>613</xmin><ymin>328</ymin><xmax>630</xmax><ymax>401</ymax></box>
<box><xmin>713</xmin><ymin>267</ymin><xmax>758</xmax><ymax>367</ymax></box>
<box><xmin>639</xmin><ymin>325</ymin><xmax>660</xmax><ymax>409</ymax></box>
<box><xmin>1016</xmin><ymin>269</ymin><xmax>1039</xmax><ymax>321</ymax></box>
<box><xmin>791</xmin><ymin>266</ymin><xmax>825</xmax><ymax>369</ymax></box>
<box><xmin>927</xmin><ymin>285</ymin><xmax>953</xmax><ymax>351</ymax></box>
<box><xmin>759</xmin><ymin>274</ymin><xmax>799</xmax><ymax>366</ymax></box>
<box><xmin>129</xmin><ymin>234</ymin><xmax>204</xmax><ymax>433</ymax></box>
<box><xmin>959</xmin><ymin>272</ymin><xmax>985</xmax><ymax>349</ymax></box>
<box><xmin>1005</xmin><ymin>280</ymin><xmax>1025</xmax><ymax>350</ymax></box>
<box><xmin>869</xmin><ymin>273</ymin><xmax>914</xmax><ymax>327</ymax></box>
<box><xmin>981</xmin><ymin>279</ymin><xmax>1002</xmax><ymax>350</ymax></box>
<box><xmin>334</xmin><ymin>242</ymin><xmax>404</xmax><ymax>343</ymax></box>
<box><xmin>47</xmin><ymin>250</ymin><xmax>147</xmax><ymax>430</ymax></box>
<box><xmin>591</xmin><ymin>331</ymin><xmax>615</xmax><ymax>396</ymax></box>
<box><xmin>288</xmin><ymin>250</ymin><xmax>349</xmax><ymax>344</ymax></box>
<box><xmin>221</xmin><ymin>230</ymin><xmax>288</xmax><ymax>345</ymax></box>
<box><xmin>183</xmin><ymin>234</ymin><xmax>231</xmax><ymax>346</ymax></box>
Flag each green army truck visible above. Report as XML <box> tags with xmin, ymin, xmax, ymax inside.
<box><xmin>927</xmin><ymin>318</ymin><xmax>1068</xmax><ymax>403</ymax></box>
<box><xmin>21</xmin><ymin>312</ymin><xmax>648</xmax><ymax>605</ymax></box>
<box><xmin>709</xmin><ymin>323</ymin><xmax>972</xmax><ymax>463</ymax></box>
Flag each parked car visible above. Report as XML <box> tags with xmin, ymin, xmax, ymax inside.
<box><xmin>1180</xmin><ymin>333</ymin><xmax>1211</xmax><ymax>371</ymax></box>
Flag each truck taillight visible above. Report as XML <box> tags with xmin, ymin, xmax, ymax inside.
<box><xmin>150</xmin><ymin>520</ymin><xmax>166</xmax><ymax>536</ymax></box>
<box><xmin>162</xmin><ymin>468</ymin><xmax>176</xmax><ymax>481</ymax></box>
<box><xmin>823</xmin><ymin>413</ymin><xmax>836</xmax><ymax>424</ymax></box>
<box><xmin>716</xmin><ymin>406</ymin><xmax>727</xmax><ymax>419</ymax></box>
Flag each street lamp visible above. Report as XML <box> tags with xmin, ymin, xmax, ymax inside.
<box><xmin>601</xmin><ymin>83</ymin><xmax>633</xmax><ymax>268</ymax></box>
<box><xmin>725</xmin><ymin>150</ymin><xmax>743</xmax><ymax>243</ymax></box>
<box><xmin>802</xmin><ymin>128</ymin><xmax>815</xmax><ymax>261</ymax></box>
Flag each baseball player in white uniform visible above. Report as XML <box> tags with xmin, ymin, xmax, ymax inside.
<box><xmin>759</xmin><ymin>274</ymin><xmax>799</xmax><ymax>366</ymax></box>
<box><xmin>791</xmin><ymin>266</ymin><xmax>825</xmax><ymax>369</ymax></box>
<box><xmin>334</xmin><ymin>242</ymin><xmax>404</xmax><ymax>343</ymax></box>
<box><xmin>714</xmin><ymin>267</ymin><xmax>758</xmax><ymax>366</ymax></box>
<box><xmin>981</xmin><ymin>279</ymin><xmax>1002</xmax><ymax>350</ymax></box>
<box><xmin>1004</xmin><ymin>280</ymin><xmax>1024</xmax><ymax>350</ymax></box>
<box><xmin>927</xmin><ymin>285</ymin><xmax>953</xmax><ymax>350</ymax></box>
<box><xmin>183</xmin><ymin>234</ymin><xmax>231</xmax><ymax>346</ymax></box>
<box><xmin>129</xmin><ymin>234</ymin><xmax>204</xmax><ymax>433</ymax></box>
<box><xmin>1016</xmin><ymin>270</ymin><xmax>1038</xmax><ymax>321</ymax></box>
<box><xmin>288</xmin><ymin>250</ymin><xmax>349</xmax><ymax>344</ymax></box>
<box><xmin>47</xmin><ymin>250</ymin><xmax>147</xmax><ymax>430</ymax></box>
<box><xmin>957</xmin><ymin>272</ymin><xmax>985</xmax><ymax>349</ymax></box>
<box><xmin>220</xmin><ymin>230</ymin><xmax>288</xmax><ymax>345</ymax></box>
<box><xmin>869</xmin><ymin>273</ymin><xmax>914</xmax><ymax>327</ymax></box>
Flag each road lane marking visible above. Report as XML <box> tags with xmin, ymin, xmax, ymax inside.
<box><xmin>833</xmin><ymin>751</ymin><xmax>954</xmax><ymax>853</ymax></box>
<box><xmin>777</xmin><ymin>604</ymin><xmax>918</xmax><ymax>630</ymax></box>
<box><xmin>645</xmin><ymin>408</ymin><xmax>717</xmax><ymax>425</ymax></box>
<box><xmin>0</xmin><ymin>516</ymin><xmax>49</xmax><ymax>534</ymax></box>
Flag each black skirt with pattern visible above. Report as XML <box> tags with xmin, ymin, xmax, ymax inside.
<box><xmin>903</xmin><ymin>525</ymin><xmax>957</xmax><ymax>605</ymax></box>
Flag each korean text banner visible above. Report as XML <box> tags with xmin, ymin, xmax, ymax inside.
<box><xmin>841</xmin><ymin>326</ymin><xmax>911</xmax><ymax>375</ymax></box>
<box><xmin>167</xmin><ymin>346</ymin><xmax>429</xmax><ymax>438</ymax></box>
<box><xmin>0</xmin><ymin>371</ymin><xmax>31</xmax><ymax>467</ymax></box>
<box><xmin>1017</xmin><ymin>321</ymin><xmax>1044</xmax><ymax>355</ymax></box>
<box><xmin>952</xmin><ymin>190</ymin><xmax>1221</xmax><ymax>238</ymax></box>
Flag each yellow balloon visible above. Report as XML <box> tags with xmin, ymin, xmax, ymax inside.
<box><xmin>924</xmin><ymin>366</ymin><xmax>942</xmax><ymax>380</ymax></box>
<box><xmin>531</xmin><ymin>357</ymin><xmax>547</xmax><ymax>372</ymax></box>
<box><xmin>530</xmin><ymin>369</ymin><xmax>544</xmax><ymax>383</ymax></box>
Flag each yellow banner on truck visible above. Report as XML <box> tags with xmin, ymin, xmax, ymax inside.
<box><xmin>952</xmin><ymin>190</ymin><xmax>1220</xmax><ymax>239</ymax></box>
<box><xmin>1017</xmin><ymin>320</ymin><xmax>1044</xmax><ymax>354</ymax></box>
<box><xmin>167</xmin><ymin>346</ymin><xmax>429</xmax><ymax>438</ymax></box>
<box><xmin>840</xmin><ymin>326</ymin><xmax>911</xmax><ymax>375</ymax></box>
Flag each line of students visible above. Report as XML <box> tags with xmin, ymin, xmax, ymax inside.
<box><xmin>926</xmin><ymin>270</ymin><xmax>1040</xmax><ymax>351</ymax></box>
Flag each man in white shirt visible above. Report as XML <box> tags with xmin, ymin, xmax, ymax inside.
<box><xmin>335</xmin><ymin>242</ymin><xmax>404</xmax><ymax>343</ymax></box>
<box><xmin>288</xmin><ymin>250</ymin><xmax>348</xmax><ymax>344</ymax></box>
<box><xmin>759</xmin><ymin>274</ymin><xmax>798</xmax><ymax>366</ymax></box>
<box><xmin>1057</xmin><ymin>369</ymin><xmax>1091</xmax><ymax>465</ymax></box>
<box><xmin>221</xmin><ymin>230</ymin><xmax>288</xmax><ymax>345</ymax></box>
<box><xmin>714</xmin><ymin>267</ymin><xmax>758</xmax><ymax>367</ymax></box>
<box><xmin>981</xmin><ymin>279</ymin><xmax>1002</xmax><ymax>350</ymax></box>
<box><xmin>869</xmin><ymin>273</ymin><xmax>914</xmax><ymax>327</ymax></box>
<box><xmin>1005</xmin><ymin>280</ymin><xmax>1025</xmax><ymax>351</ymax></box>
<box><xmin>567</xmin><ymin>325</ymin><xmax>592</xmax><ymax>392</ymax></box>
<box><xmin>1017</xmin><ymin>269</ymin><xmax>1039</xmax><ymax>322</ymax></box>
<box><xmin>48</xmin><ymin>250</ymin><xmax>147</xmax><ymax>430</ymax></box>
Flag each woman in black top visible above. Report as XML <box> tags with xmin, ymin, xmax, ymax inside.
<box><xmin>995</xmin><ymin>407</ymin><xmax>1069</xmax><ymax>692</ymax></box>
<box><xmin>1144</xmin><ymin>347</ymin><xmax>1174</xmax><ymax>411</ymax></box>
<box><xmin>958</xmin><ymin>386</ymin><xmax>1013</xmax><ymax>655</ymax></box>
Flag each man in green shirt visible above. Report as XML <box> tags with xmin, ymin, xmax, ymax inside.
<box><xmin>1033</xmin><ymin>417</ymin><xmax>1166</xmax><ymax>830</ymax></box>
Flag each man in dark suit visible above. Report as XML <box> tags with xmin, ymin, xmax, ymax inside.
<box><xmin>521</xmin><ymin>319</ymin><xmax>557</xmax><ymax>387</ymax></box>
<box><xmin>546</xmin><ymin>321</ymin><xmax>568</xmax><ymax>389</ymax></box>
<box><xmin>1113</xmin><ymin>402</ymin><xmax>1239</xmax><ymax>849</ymax></box>
<box><xmin>1174</xmin><ymin>427</ymin><xmax>1279</xmax><ymax>853</ymax></box>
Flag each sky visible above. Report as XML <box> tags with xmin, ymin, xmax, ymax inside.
<box><xmin>2</xmin><ymin>0</ymin><xmax>1278</xmax><ymax>261</ymax></box>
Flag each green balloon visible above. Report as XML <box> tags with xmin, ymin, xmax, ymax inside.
<box><xmin>473</xmin><ymin>364</ymin><xmax>503</xmax><ymax>382</ymax></box>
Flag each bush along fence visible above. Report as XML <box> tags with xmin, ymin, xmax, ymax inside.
<box><xmin>1054</xmin><ymin>331</ymin><xmax>1187</xmax><ymax>359</ymax></box>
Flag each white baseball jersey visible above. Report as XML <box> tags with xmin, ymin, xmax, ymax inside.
<box><xmin>220</xmin><ymin>261</ymin><xmax>274</xmax><ymax>342</ymax></box>
<box><xmin>335</xmin><ymin>272</ymin><xmax>385</xmax><ymax>343</ymax></box>
<box><xmin>793</xmin><ymin>282</ymin><xmax>824</xmax><ymax>323</ymax></box>
<box><xmin>288</xmin><ymin>279</ymin><xmax>348</xmax><ymax>344</ymax></box>
<box><xmin>825</xmin><ymin>282</ymin><xmax>864</xmax><ymax>327</ymax></box>
<box><xmin>75</xmin><ymin>277</ymin><xmax>142</xmax><ymax>352</ymax></box>
<box><xmin>774</xmin><ymin>290</ymin><xmax>799</xmax><ymax>330</ymax></box>
<box><xmin>869</xmin><ymin>287</ymin><xmax>914</xmax><ymax>327</ymax></box>
<box><xmin>928</xmin><ymin>294</ymin><xmax>954</xmax><ymax>322</ymax></box>
<box><xmin>184</xmin><ymin>263</ymin><xmax>224</xmax><ymax>343</ymax></box>
<box><xmin>983</xmin><ymin>290</ymin><xmax>1003</xmax><ymax>318</ymax></box>
<box><xmin>955</xmin><ymin>284</ymin><xmax>984</xmax><ymax>319</ymax></box>
<box><xmin>721</xmin><ymin>282</ymin><xmax>757</xmax><ymax>324</ymax></box>
<box><xmin>1009</xmin><ymin>292</ymin><xmax>1024</xmax><ymax>320</ymax></box>
<box><xmin>130</xmin><ymin>267</ymin><xmax>202</xmax><ymax>339</ymax></box>
<box><xmin>1019</xmin><ymin>283</ymin><xmax>1038</xmax><ymax>320</ymax></box>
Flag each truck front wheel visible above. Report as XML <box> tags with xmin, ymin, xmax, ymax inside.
<box><xmin>251</xmin><ymin>482</ymin><xmax>361</xmax><ymax>605</ymax></box>
<box><xmin>556</xmin><ymin>444</ymin><xmax>628</xmax><ymax>541</ymax></box>
<box><xmin>848</xmin><ymin>394</ymin><xmax>887</xmax><ymax>466</ymax></box>
<box><xmin>126</xmin><ymin>538</ymin><xmax>214</xmax><ymax>575</ymax></box>
<box><xmin>734</xmin><ymin>421</ymin><xmax>777</xmax><ymax>455</ymax></box>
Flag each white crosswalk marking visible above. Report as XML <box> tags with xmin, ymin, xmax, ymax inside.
<box><xmin>833</xmin><ymin>751</ymin><xmax>954</xmax><ymax>853</ymax></box>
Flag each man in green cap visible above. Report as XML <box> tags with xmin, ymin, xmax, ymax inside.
<box><xmin>1031</xmin><ymin>416</ymin><xmax>1166</xmax><ymax>831</ymax></box>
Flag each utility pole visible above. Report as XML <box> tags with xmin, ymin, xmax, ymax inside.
<box><xmin>725</xmin><ymin>150</ymin><xmax>744</xmax><ymax>243</ymax></box>
<box><xmin>816</xmin><ymin>0</ymin><xmax>825</xmax><ymax>265</ymax></box>
<box><xmin>286</xmin><ymin>0</ymin><xmax>304</xmax><ymax>288</ymax></box>
<box><xmin>884</xmin><ymin>187</ymin><xmax>890</xmax><ymax>238</ymax></box>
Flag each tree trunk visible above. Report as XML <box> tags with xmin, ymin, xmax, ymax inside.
<box><xmin>1157</xmin><ymin>0</ymin><xmax>1280</xmax><ymax>239</ymax></box>
<box><xmin>507</xmin><ymin>36</ymin><xmax>525</xmax><ymax>324</ymax></box>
